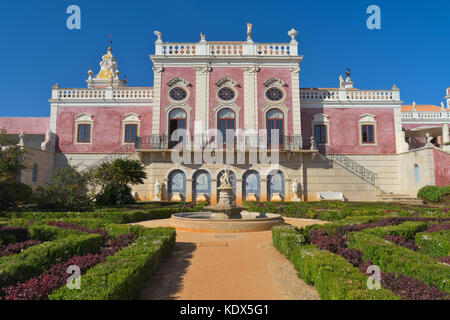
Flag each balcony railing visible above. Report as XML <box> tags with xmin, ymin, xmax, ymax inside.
<box><xmin>51</xmin><ymin>87</ymin><xmax>154</xmax><ymax>102</ymax></box>
<box><xmin>401</xmin><ymin>111</ymin><xmax>450</xmax><ymax>121</ymax></box>
<box><xmin>300</xmin><ymin>88</ymin><xmax>400</xmax><ymax>103</ymax></box>
<box><xmin>135</xmin><ymin>135</ymin><xmax>315</xmax><ymax>151</ymax></box>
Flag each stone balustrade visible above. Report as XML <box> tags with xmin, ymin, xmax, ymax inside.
<box><xmin>51</xmin><ymin>87</ymin><xmax>153</xmax><ymax>101</ymax></box>
<box><xmin>401</xmin><ymin>111</ymin><xmax>450</xmax><ymax>121</ymax></box>
<box><xmin>300</xmin><ymin>88</ymin><xmax>401</xmax><ymax>102</ymax></box>
<box><xmin>155</xmin><ymin>41</ymin><xmax>298</xmax><ymax>57</ymax></box>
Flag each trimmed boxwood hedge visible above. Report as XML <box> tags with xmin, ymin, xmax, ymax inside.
<box><xmin>49</xmin><ymin>227</ymin><xmax>176</xmax><ymax>300</ymax></box>
<box><xmin>362</xmin><ymin>221</ymin><xmax>429</xmax><ymax>240</ymax></box>
<box><xmin>289</xmin><ymin>244</ymin><xmax>399</xmax><ymax>300</ymax></box>
<box><xmin>348</xmin><ymin>231</ymin><xmax>450</xmax><ymax>293</ymax></box>
<box><xmin>0</xmin><ymin>233</ymin><xmax>102</xmax><ymax>288</ymax></box>
<box><xmin>415</xmin><ymin>230</ymin><xmax>450</xmax><ymax>258</ymax></box>
<box><xmin>272</xmin><ymin>225</ymin><xmax>306</xmax><ymax>256</ymax></box>
<box><xmin>28</xmin><ymin>224</ymin><xmax>86</xmax><ymax>241</ymax></box>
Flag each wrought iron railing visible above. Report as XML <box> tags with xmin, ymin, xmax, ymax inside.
<box><xmin>317</xmin><ymin>144</ymin><xmax>377</xmax><ymax>186</ymax></box>
<box><xmin>135</xmin><ymin>135</ymin><xmax>316</xmax><ymax>151</ymax></box>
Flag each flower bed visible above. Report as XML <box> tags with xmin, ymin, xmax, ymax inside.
<box><xmin>415</xmin><ymin>230</ymin><xmax>450</xmax><ymax>258</ymax></box>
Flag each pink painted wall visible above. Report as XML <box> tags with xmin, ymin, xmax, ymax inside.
<box><xmin>0</xmin><ymin>117</ymin><xmax>49</xmax><ymax>134</ymax></box>
<box><xmin>257</xmin><ymin>68</ymin><xmax>293</xmax><ymax>135</ymax></box>
<box><xmin>160</xmin><ymin>67</ymin><xmax>196</xmax><ymax>136</ymax></box>
<box><xmin>56</xmin><ymin>107</ymin><xmax>152</xmax><ymax>153</ymax></box>
<box><xmin>301</xmin><ymin>108</ymin><xmax>396</xmax><ymax>154</ymax></box>
<box><xmin>433</xmin><ymin>149</ymin><xmax>450</xmax><ymax>186</ymax></box>
<box><xmin>208</xmin><ymin>67</ymin><xmax>244</xmax><ymax>130</ymax></box>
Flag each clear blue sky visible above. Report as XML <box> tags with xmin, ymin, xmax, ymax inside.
<box><xmin>0</xmin><ymin>0</ymin><xmax>448</xmax><ymax>117</ymax></box>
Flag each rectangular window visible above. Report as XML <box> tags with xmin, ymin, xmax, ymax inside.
<box><xmin>77</xmin><ymin>124</ymin><xmax>91</xmax><ymax>143</ymax></box>
<box><xmin>361</xmin><ymin>125</ymin><xmax>375</xmax><ymax>144</ymax></box>
<box><xmin>314</xmin><ymin>124</ymin><xmax>327</xmax><ymax>143</ymax></box>
<box><xmin>124</xmin><ymin>124</ymin><xmax>138</xmax><ymax>143</ymax></box>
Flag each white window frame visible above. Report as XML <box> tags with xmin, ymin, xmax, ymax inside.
<box><xmin>311</xmin><ymin>113</ymin><xmax>330</xmax><ymax>145</ymax></box>
<box><xmin>359</xmin><ymin>113</ymin><xmax>377</xmax><ymax>146</ymax></box>
<box><xmin>74</xmin><ymin>113</ymin><xmax>94</xmax><ymax>145</ymax></box>
<box><xmin>122</xmin><ymin>113</ymin><xmax>141</xmax><ymax>145</ymax></box>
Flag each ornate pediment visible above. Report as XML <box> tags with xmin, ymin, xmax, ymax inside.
<box><xmin>312</xmin><ymin>113</ymin><xmax>330</xmax><ymax>123</ymax></box>
<box><xmin>263</xmin><ymin>77</ymin><xmax>286</xmax><ymax>87</ymax></box>
<box><xmin>215</xmin><ymin>77</ymin><xmax>238</xmax><ymax>88</ymax></box>
<box><xmin>359</xmin><ymin>113</ymin><xmax>376</xmax><ymax>123</ymax></box>
<box><xmin>75</xmin><ymin>113</ymin><xmax>94</xmax><ymax>122</ymax></box>
<box><xmin>123</xmin><ymin>113</ymin><xmax>140</xmax><ymax>122</ymax></box>
<box><xmin>167</xmin><ymin>77</ymin><xmax>190</xmax><ymax>87</ymax></box>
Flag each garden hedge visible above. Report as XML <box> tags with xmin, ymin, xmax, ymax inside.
<box><xmin>0</xmin><ymin>233</ymin><xmax>102</xmax><ymax>288</ymax></box>
<box><xmin>362</xmin><ymin>221</ymin><xmax>429</xmax><ymax>240</ymax></box>
<box><xmin>49</xmin><ymin>227</ymin><xmax>176</xmax><ymax>300</ymax></box>
<box><xmin>289</xmin><ymin>244</ymin><xmax>399</xmax><ymax>300</ymax></box>
<box><xmin>348</xmin><ymin>231</ymin><xmax>450</xmax><ymax>293</ymax></box>
<box><xmin>28</xmin><ymin>224</ymin><xmax>86</xmax><ymax>241</ymax></box>
<box><xmin>272</xmin><ymin>225</ymin><xmax>306</xmax><ymax>256</ymax></box>
<box><xmin>415</xmin><ymin>230</ymin><xmax>450</xmax><ymax>258</ymax></box>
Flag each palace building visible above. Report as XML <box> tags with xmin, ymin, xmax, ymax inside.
<box><xmin>1</xmin><ymin>26</ymin><xmax>449</xmax><ymax>203</ymax></box>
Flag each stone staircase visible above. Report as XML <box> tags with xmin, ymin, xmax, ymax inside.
<box><xmin>316</xmin><ymin>143</ymin><xmax>421</xmax><ymax>203</ymax></box>
<box><xmin>80</xmin><ymin>144</ymin><xmax>135</xmax><ymax>172</ymax></box>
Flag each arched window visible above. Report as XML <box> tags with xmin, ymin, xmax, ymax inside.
<box><xmin>169</xmin><ymin>109</ymin><xmax>187</xmax><ymax>148</ymax></box>
<box><xmin>268</xmin><ymin>170</ymin><xmax>285</xmax><ymax>201</ymax></box>
<box><xmin>414</xmin><ymin>164</ymin><xmax>420</xmax><ymax>182</ymax></box>
<box><xmin>217</xmin><ymin>108</ymin><xmax>235</xmax><ymax>144</ymax></box>
<box><xmin>193</xmin><ymin>170</ymin><xmax>211</xmax><ymax>202</ymax></box>
<box><xmin>168</xmin><ymin>170</ymin><xmax>186</xmax><ymax>201</ymax></box>
<box><xmin>32</xmin><ymin>164</ymin><xmax>38</xmax><ymax>182</ymax></box>
<box><xmin>243</xmin><ymin>171</ymin><xmax>260</xmax><ymax>201</ymax></box>
<box><xmin>266</xmin><ymin>109</ymin><xmax>284</xmax><ymax>147</ymax></box>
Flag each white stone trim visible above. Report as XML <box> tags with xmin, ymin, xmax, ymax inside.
<box><xmin>122</xmin><ymin>113</ymin><xmax>141</xmax><ymax>145</ymax></box>
<box><xmin>311</xmin><ymin>113</ymin><xmax>330</xmax><ymax>145</ymax></box>
<box><xmin>74</xmin><ymin>113</ymin><xmax>94</xmax><ymax>145</ymax></box>
<box><xmin>213</xmin><ymin>105</ymin><xmax>241</xmax><ymax>135</ymax></box>
<box><xmin>165</xmin><ymin>104</ymin><xmax>192</xmax><ymax>136</ymax></box>
<box><xmin>358</xmin><ymin>113</ymin><xmax>378</xmax><ymax>146</ymax></box>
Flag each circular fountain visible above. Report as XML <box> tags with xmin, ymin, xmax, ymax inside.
<box><xmin>169</xmin><ymin>168</ymin><xmax>284</xmax><ymax>233</ymax></box>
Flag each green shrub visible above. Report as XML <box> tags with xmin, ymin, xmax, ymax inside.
<box><xmin>0</xmin><ymin>181</ymin><xmax>32</xmax><ymax>209</ymax></box>
<box><xmin>289</xmin><ymin>245</ymin><xmax>399</xmax><ymax>300</ymax></box>
<box><xmin>271</xmin><ymin>225</ymin><xmax>305</xmax><ymax>256</ymax></box>
<box><xmin>34</xmin><ymin>166</ymin><xmax>94</xmax><ymax>210</ymax></box>
<box><xmin>49</xmin><ymin>227</ymin><xmax>176</xmax><ymax>300</ymax></box>
<box><xmin>362</xmin><ymin>221</ymin><xmax>429</xmax><ymax>240</ymax></box>
<box><xmin>28</xmin><ymin>223</ymin><xmax>85</xmax><ymax>241</ymax></box>
<box><xmin>439</xmin><ymin>186</ymin><xmax>450</xmax><ymax>202</ymax></box>
<box><xmin>415</xmin><ymin>230</ymin><xmax>450</xmax><ymax>258</ymax></box>
<box><xmin>348</xmin><ymin>231</ymin><xmax>450</xmax><ymax>293</ymax></box>
<box><xmin>418</xmin><ymin>185</ymin><xmax>442</xmax><ymax>202</ymax></box>
<box><xmin>95</xmin><ymin>185</ymin><xmax>135</xmax><ymax>206</ymax></box>
<box><xmin>0</xmin><ymin>233</ymin><xmax>102</xmax><ymax>287</ymax></box>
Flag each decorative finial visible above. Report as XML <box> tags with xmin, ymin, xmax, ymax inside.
<box><xmin>412</xmin><ymin>101</ymin><xmax>416</xmax><ymax>111</ymax></box>
<box><xmin>345</xmin><ymin>67</ymin><xmax>351</xmax><ymax>78</ymax></box>
<box><xmin>123</xmin><ymin>75</ymin><xmax>128</xmax><ymax>85</ymax></box>
<box><xmin>246</xmin><ymin>23</ymin><xmax>253</xmax><ymax>42</ymax></box>
<box><xmin>288</xmin><ymin>28</ymin><xmax>298</xmax><ymax>42</ymax></box>
<box><xmin>154</xmin><ymin>30</ymin><xmax>162</xmax><ymax>42</ymax></box>
<box><xmin>52</xmin><ymin>83</ymin><xmax>60</xmax><ymax>89</ymax></box>
<box><xmin>200</xmin><ymin>33</ymin><xmax>206</xmax><ymax>42</ymax></box>
<box><xmin>88</xmin><ymin>67</ymin><xmax>93</xmax><ymax>80</ymax></box>
<box><xmin>339</xmin><ymin>75</ymin><xmax>344</xmax><ymax>88</ymax></box>
<box><xmin>441</xmin><ymin>101</ymin><xmax>445</xmax><ymax>109</ymax></box>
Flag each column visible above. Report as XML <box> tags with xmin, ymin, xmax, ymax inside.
<box><xmin>260</xmin><ymin>177</ymin><xmax>268</xmax><ymax>201</ymax></box>
<box><xmin>235</xmin><ymin>178</ymin><xmax>243</xmax><ymax>205</ymax></box>
<box><xmin>291</xmin><ymin>67</ymin><xmax>302</xmax><ymax>136</ymax></box>
<box><xmin>186</xmin><ymin>178</ymin><xmax>193</xmax><ymax>202</ymax></box>
<box><xmin>194</xmin><ymin>64</ymin><xmax>211</xmax><ymax>136</ymax></box>
<box><xmin>152</xmin><ymin>66</ymin><xmax>163</xmax><ymax>135</ymax></box>
<box><xmin>242</xmin><ymin>65</ymin><xmax>259</xmax><ymax>131</ymax></box>
<box><xmin>443</xmin><ymin>123</ymin><xmax>449</xmax><ymax>151</ymax></box>
<box><xmin>211</xmin><ymin>179</ymin><xmax>218</xmax><ymax>205</ymax></box>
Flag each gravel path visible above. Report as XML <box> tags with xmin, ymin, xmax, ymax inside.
<box><xmin>135</xmin><ymin>218</ymin><xmax>325</xmax><ymax>300</ymax></box>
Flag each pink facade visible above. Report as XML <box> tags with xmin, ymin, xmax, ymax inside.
<box><xmin>257</xmin><ymin>68</ymin><xmax>293</xmax><ymax>135</ymax></box>
<box><xmin>0</xmin><ymin>117</ymin><xmax>49</xmax><ymax>134</ymax></box>
<box><xmin>301</xmin><ymin>108</ymin><xmax>396</xmax><ymax>154</ymax></box>
<box><xmin>160</xmin><ymin>67</ymin><xmax>196</xmax><ymax>136</ymax></box>
<box><xmin>56</xmin><ymin>107</ymin><xmax>152</xmax><ymax>153</ymax></box>
<box><xmin>433</xmin><ymin>149</ymin><xmax>450</xmax><ymax>186</ymax></box>
<box><xmin>208</xmin><ymin>67</ymin><xmax>244</xmax><ymax>130</ymax></box>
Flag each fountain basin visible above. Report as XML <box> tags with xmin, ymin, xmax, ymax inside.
<box><xmin>169</xmin><ymin>211</ymin><xmax>285</xmax><ymax>233</ymax></box>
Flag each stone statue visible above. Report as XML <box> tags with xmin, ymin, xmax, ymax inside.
<box><xmin>345</xmin><ymin>67</ymin><xmax>351</xmax><ymax>78</ymax></box>
<box><xmin>200</xmin><ymin>33</ymin><xmax>206</xmax><ymax>42</ymax></box>
<box><xmin>292</xmin><ymin>179</ymin><xmax>298</xmax><ymax>195</ymax></box>
<box><xmin>247</xmin><ymin>23</ymin><xmax>253</xmax><ymax>42</ymax></box>
<box><xmin>18</xmin><ymin>132</ymin><xmax>25</xmax><ymax>146</ymax></box>
<box><xmin>154</xmin><ymin>179</ymin><xmax>161</xmax><ymax>199</ymax></box>
<box><xmin>441</xmin><ymin>101</ymin><xmax>445</xmax><ymax>109</ymax></box>
<box><xmin>41</xmin><ymin>130</ymin><xmax>52</xmax><ymax>151</ymax></box>
<box><xmin>220</xmin><ymin>168</ymin><xmax>232</xmax><ymax>188</ymax></box>
<box><xmin>339</xmin><ymin>75</ymin><xmax>344</xmax><ymax>88</ymax></box>
<box><xmin>154</xmin><ymin>30</ymin><xmax>162</xmax><ymax>42</ymax></box>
